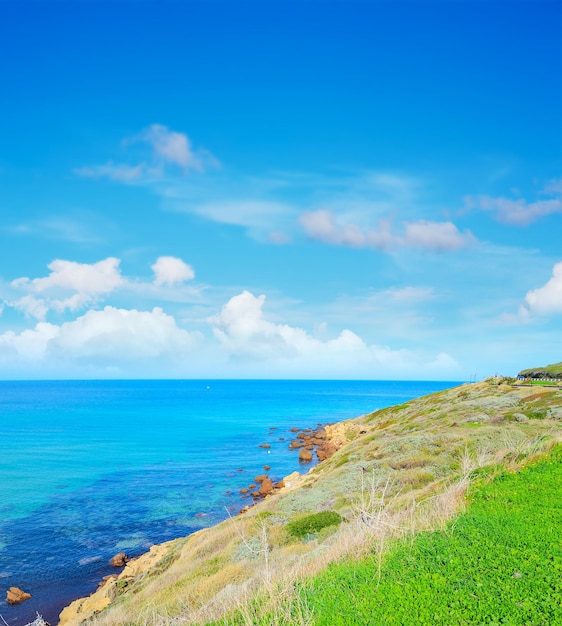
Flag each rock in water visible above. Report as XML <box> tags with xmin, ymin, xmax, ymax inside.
<box><xmin>259</xmin><ymin>477</ymin><xmax>274</xmax><ymax>495</ymax></box>
<box><xmin>110</xmin><ymin>552</ymin><xmax>129</xmax><ymax>567</ymax></box>
<box><xmin>299</xmin><ymin>448</ymin><xmax>313</xmax><ymax>462</ymax></box>
<box><xmin>7</xmin><ymin>586</ymin><xmax>32</xmax><ymax>604</ymax></box>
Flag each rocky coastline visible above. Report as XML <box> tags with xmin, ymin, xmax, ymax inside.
<box><xmin>52</xmin><ymin>420</ymin><xmax>352</xmax><ymax>626</ymax></box>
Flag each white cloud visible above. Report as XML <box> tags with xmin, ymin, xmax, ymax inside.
<box><xmin>403</xmin><ymin>220</ymin><xmax>475</xmax><ymax>252</ymax></box>
<box><xmin>194</xmin><ymin>200</ymin><xmax>295</xmax><ymax>234</ymax></box>
<box><xmin>521</xmin><ymin>261</ymin><xmax>562</xmax><ymax>316</ymax></box>
<box><xmin>210</xmin><ymin>290</ymin><xmax>459</xmax><ymax>377</ymax></box>
<box><xmin>0</xmin><ymin>322</ymin><xmax>59</xmax><ymax>361</ymax></box>
<box><xmin>74</xmin><ymin>162</ymin><xmax>147</xmax><ymax>182</ymax></box>
<box><xmin>11</xmin><ymin>295</ymin><xmax>49</xmax><ymax>320</ymax></box>
<box><xmin>152</xmin><ymin>256</ymin><xmax>195</xmax><ymax>286</ymax></box>
<box><xmin>51</xmin><ymin>306</ymin><xmax>199</xmax><ymax>360</ymax></box>
<box><xmin>75</xmin><ymin>125</ymin><xmax>218</xmax><ymax>185</ymax></box>
<box><xmin>11</xmin><ymin>258</ymin><xmax>123</xmax><ymax>316</ymax></box>
<box><xmin>212</xmin><ymin>290</ymin><xmax>373</xmax><ymax>361</ymax></box>
<box><xmin>140</xmin><ymin>124</ymin><xmax>212</xmax><ymax>171</ymax></box>
<box><xmin>467</xmin><ymin>183</ymin><xmax>562</xmax><ymax>226</ymax></box>
<box><xmin>0</xmin><ymin>306</ymin><xmax>200</xmax><ymax>365</ymax></box>
<box><xmin>378</xmin><ymin>286</ymin><xmax>436</xmax><ymax>302</ymax></box>
<box><xmin>300</xmin><ymin>210</ymin><xmax>475</xmax><ymax>253</ymax></box>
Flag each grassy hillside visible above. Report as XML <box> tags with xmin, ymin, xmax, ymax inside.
<box><xmin>279</xmin><ymin>445</ymin><xmax>562</xmax><ymax>625</ymax></box>
<box><xmin>519</xmin><ymin>361</ymin><xmax>562</xmax><ymax>379</ymax></box>
<box><xmin>61</xmin><ymin>378</ymin><xmax>562</xmax><ymax>626</ymax></box>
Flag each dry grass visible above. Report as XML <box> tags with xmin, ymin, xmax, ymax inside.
<box><xmin>82</xmin><ymin>381</ymin><xmax>562</xmax><ymax>626</ymax></box>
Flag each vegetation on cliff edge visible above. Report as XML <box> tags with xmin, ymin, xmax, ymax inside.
<box><xmin>64</xmin><ymin>378</ymin><xmax>562</xmax><ymax>626</ymax></box>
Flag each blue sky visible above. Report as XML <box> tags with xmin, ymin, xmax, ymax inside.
<box><xmin>0</xmin><ymin>0</ymin><xmax>560</xmax><ymax>380</ymax></box>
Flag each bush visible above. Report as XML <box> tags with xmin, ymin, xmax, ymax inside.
<box><xmin>286</xmin><ymin>511</ymin><xmax>342</xmax><ymax>539</ymax></box>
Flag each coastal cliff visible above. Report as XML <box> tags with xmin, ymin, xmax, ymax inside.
<box><xmin>57</xmin><ymin>378</ymin><xmax>562</xmax><ymax>626</ymax></box>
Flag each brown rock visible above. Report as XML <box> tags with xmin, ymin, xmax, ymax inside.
<box><xmin>6</xmin><ymin>587</ymin><xmax>32</xmax><ymax>604</ymax></box>
<box><xmin>290</xmin><ymin>427</ymin><xmax>300</xmax><ymax>432</ymax></box>
<box><xmin>305</xmin><ymin>444</ymin><xmax>314</xmax><ymax>450</ymax></box>
<box><xmin>289</xmin><ymin>440</ymin><xmax>302</xmax><ymax>449</ymax></box>
<box><xmin>263</xmin><ymin>465</ymin><xmax>271</xmax><ymax>471</ymax></box>
<box><xmin>110</xmin><ymin>552</ymin><xmax>129</xmax><ymax>567</ymax></box>
<box><xmin>258</xmin><ymin>443</ymin><xmax>271</xmax><ymax>449</ymax></box>
<box><xmin>259</xmin><ymin>477</ymin><xmax>274</xmax><ymax>495</ymax></box>
<box><xmin>254</xmin><ymin>474</ymin><xmax>267</xmax><ymax>483</ymax></box>
<box><xmin>274</xmin><ymin>480</ymin><xmax>285</xmax><ymax>489</ymax></box>
<box><xmin>316</xmin><ymin>442</ymin><xmax>337</xmax><ymax>461</ymax></box>
<box><xmin>240</xmin><ymin>488</ymin><xmax>249</xmax><ymax>494</ymax></box>
<box><xmin>251</xmin><ymin>491</ymin><xmax>260</xmax><ymax>498</ymax></box>
<box><xmin>248</xmin><ymin>484</ymin><xmax>257</xmax><ymax>489</ymax></box>
<box><xmin>299</xmin><ymin>448</ymin><xmax>313</xmax><ymax>462</ymax></box>
<box><xmin>97</xmin><ymin>574</ymin><xmax>118</xmax><ymax>589</ymax></box>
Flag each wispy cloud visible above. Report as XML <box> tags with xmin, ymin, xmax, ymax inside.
<box><xmin>466</xmin><ymin>180</ymin><xmax>562</xmax><ymax>226</ymax></box>
<box><xmin>300</xmin><ymin>209</ymin><xmax>476</xmax><ymax>253</ymax></box>
<box><xmin>75</xmin><ymin>161</ymin><xmax>148</xmax><ymax>182</ymax></box>
<box><xmin>75</xmin><ymin>124</ymin><xmax>219</xmax><ymax>183</ymax></box>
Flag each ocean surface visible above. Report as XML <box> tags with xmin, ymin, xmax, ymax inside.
<box><xmin>0</xmin><ymin>379</ymin><xmax>460</xmax><ymax>625</ymax></box>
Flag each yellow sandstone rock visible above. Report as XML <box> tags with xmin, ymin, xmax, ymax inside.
<box><xmin>58</xmin><ymin>542</ymin><xmax>176</xmax><ymax>626</ymax></box>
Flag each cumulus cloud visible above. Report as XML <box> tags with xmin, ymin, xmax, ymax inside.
<box><xmin>11</xmin><ymin>295</ymin><xmax>49</xmax><ymax>320</ymax></box>
<box><xmin>467</xmin><ymin>183</ymin><xmax>562</xmax><ymax>226</ymax></box>
<box><xmin>299</xmin><ymin>210</ymin><xmax>475</xmax><ymax>253</ymax></box>
<box><xmin>211</xmin><ymin>290</ymin><xmax>368</xmax><ymax>360</ymax></box>
<box><xmin>152</xmin><ymin>256</ymin><xmax>195</xmax><ymax>286</ymax></box>
<box><xmin>0</xmin><ymin>322</ymin><xmax>59</xmax><ymax>361</ymax></box>
<box><xmin>521</xmin><ymin>261</ymin><xmax>562</xmax><ymax>316</ymax></box>
<box><xmin>140</xmin><ymin>124</ymin><xmax>213</xmax><ymax>171</ymax></box>
<box><xmin>10</xmin><ymin>258</ymin><xmax>123</xmax><ymax>318</ymax></box>
<box><xmin>210</xmin><ymin>290</ymin><xmax>458</xmax><ymax>377</ymax></box>
<box><xmin>0</xmin><ymin>306</ymin><xmax>200</xmax><ymax>364</ymax></box>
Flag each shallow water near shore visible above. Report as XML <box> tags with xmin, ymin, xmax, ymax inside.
<box><xmin>0</xmin><ymin>379</ymin><xmax>459</xmax><ymax>625</ymax></box>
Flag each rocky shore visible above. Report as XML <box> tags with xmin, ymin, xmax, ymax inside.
<box><xmin>55</xmin><ymin>419</ymin><xmax>352</xmax><ymax>626</ymax></box>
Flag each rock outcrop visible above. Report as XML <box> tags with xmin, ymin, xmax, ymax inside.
<box><xmin>258</xmin><ymin>477</ymin><xmax>274</xmax><ymax>495</ymax></box>
<box><xmin>59</xmin><ymin>542</ymin><xmax>174</xmax><ymax>626</ymax></box>
<box><xmin>109</xmin><ymin>552</ymin><xmax>128</xmax><ymax>567</ymax></box>
<box><xmin>6</xmin><ymin>586</ymin><xmax>32</xmax><ymax>604</ymax></box>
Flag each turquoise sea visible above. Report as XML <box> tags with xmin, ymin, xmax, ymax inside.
<box><xmin>0</xmin><ymin>379</ymin><xmax>459</xmax><ymax>625</ymax></box>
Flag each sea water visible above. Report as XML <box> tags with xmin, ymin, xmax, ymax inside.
<box><xmin>0</xmin><ymin>379</ymin><xmax>459</xmax><ymax>624</ymax></box>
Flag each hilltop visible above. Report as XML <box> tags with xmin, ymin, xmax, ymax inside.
<box><xmin>518</xmin><ymin>361</ymin><xmax>562</xmax><ymax>380</ymax></box>
<box><xmin>58</xmin><ymin>378</ymin><xmax>562</xmax><ymax>626</ymax></box>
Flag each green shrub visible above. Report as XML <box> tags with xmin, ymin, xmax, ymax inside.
<box><xmin>286</xmin><ymin>511</ymin><xmax>342</xmax><ymax>539</ymax></box>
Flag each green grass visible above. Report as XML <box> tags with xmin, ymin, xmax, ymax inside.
<box><xmin>285</xmin><ymin>511</ymin><xmax>343</xmax><ymax>540</ymax></box>
<box><xmin>524</xmin><ymin>380</ymin><xmax>560</xmax><ymax>387</ymax></box>
<box><xmin>298</xmin><ymin>446</ymin><xmax>562</xmax><ymax>625</ymax></box>
<box><xmin>519</xmin><ymin>361</ymin><xmax>562</xmax><ymax>380</ymax></box>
